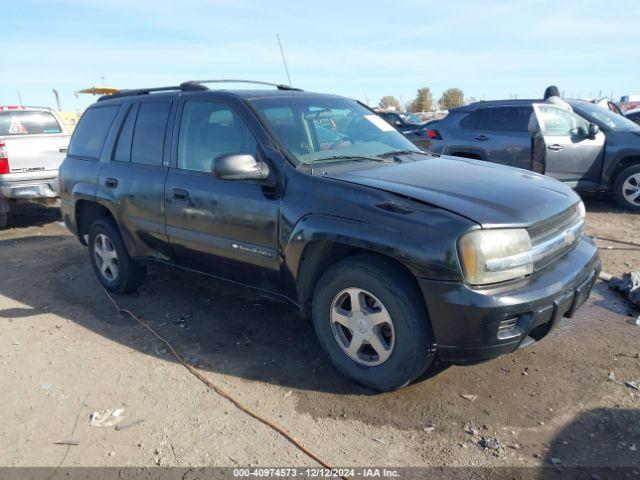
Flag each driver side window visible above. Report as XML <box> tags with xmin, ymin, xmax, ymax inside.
<box><xmin>537</xmin><ymin>106</ymin><xmax>590</xmax><ymax>136</ymax></box>
<box><xmin>178</xmin><ymin>101</ymin><xmax>257</xmax><ymax>173</ymax></box>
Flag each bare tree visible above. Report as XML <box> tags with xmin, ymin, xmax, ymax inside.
<box><xmin>438</xmin><ymin>88</ymin><xmax>465</xmax><ymax>110</ymax></box>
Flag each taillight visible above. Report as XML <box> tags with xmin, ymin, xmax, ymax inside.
<box><xmin>427</xmin><ymin>129</ymin><xmax>442</xmax><ymax>140</ymax></box>
<box><xmin>0</xmin><ymin>142</ymin><xmax>8</xmax><ymax>174</ymax></box>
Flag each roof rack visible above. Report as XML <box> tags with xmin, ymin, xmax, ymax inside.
<box><xmin>182</xmin><ymin>79</ymin><xmax>302</xmax><ymax>91</ymax></box>
<box><xmin>98</xmin><ymin>79</ymin><xmax>301</xmax><ymax>101</ymax></box>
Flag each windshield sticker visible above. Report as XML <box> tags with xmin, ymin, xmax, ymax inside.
<box><xmin>8</xmin><ymin>120</ymin><xmax>27</xmax><ymax>134</ymax></box>
<box><xmin>364</xmin><ymin>114</ymin><xmax>395</xmax><ymax>132</ymax></box>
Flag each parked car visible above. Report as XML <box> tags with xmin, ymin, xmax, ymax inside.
<box><xmin>403</xmin><ymin>119</ymin><xmax>441</xmax><ymax>149</ymax></box>
<box><xmin>415</xmin><ymin>99</ymin><xmax>640</xmax><ymax>210</ymax></box>
<box><xmin>626</xmin><ymin>108</ymin><xmax>640</xmax><ymax>126</ymax></box>
<box><xmin>0</xmin><ymin>106</ymin><xmax>69</xmax><ymax>228</ymax></box>
<box><xmin>59</xmin><ymin>81</ymin><xmax>600</xmax><ymax>391</ymax></box>
<box><xmin>377</xmin><ymin>110</ymin><xmax>423</xmax><ymax>133</ymax></box>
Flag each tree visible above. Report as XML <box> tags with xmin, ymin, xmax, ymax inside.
<box><xmin>408</xmin><ymin>87</ymin><xmax>434</xmax><ymax>113</ymax></box>
<box><xmin>438</xmin><ymin>88</ymin><xmax>465</xmax><ymax>110</ymax></box>
<box><xmin>378</xmin><ymin>95</ymin><xmax>401</xmax><ymax>110</ymax></box>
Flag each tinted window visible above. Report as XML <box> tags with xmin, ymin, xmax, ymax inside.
<box><xmin>0</xmin><ymin>111</ymin><xmax>62</xmax><ymax>136</ymax></box>
<box><xmin>459</xmin><ymin>110</ymin><xmax>482</xmax><ymax>129</ymax></box>
<box><xmin>178</xmin><ymin>101</ymin><xmax>257</xmax><ymax>172</ymax></box>
<box><xmin>131</xmin><ymin>102</ymin><xmax>170</xmax><ymax>165</ymax></box>
<box><xmin>113</xmin><ymin>104</ymin><xmax>138</xmax><ymax>162</ymax></box>
<box><xmin>478</xmin><ymin>107</ymin><xmax>532</xmax><ymax>132</ymax></box>
<box><xmin>68</xmin><ymin>106</ymin><xmax>118</xmax><ymax>159</ymax></box>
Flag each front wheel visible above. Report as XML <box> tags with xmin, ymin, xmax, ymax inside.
<box><xmin>88</xmin><ymin>217</ymin><xmax>146</xmax><ymax>293</ymax></box>
<box><xmin>614</xmin><ymin>165</ymin><xmax>640</xmax><ymax>211</ymax></box>
<box><xmin>312</xmin><ymin>254</ymin><xmax>434</xmax><ymax>391</ymax></box>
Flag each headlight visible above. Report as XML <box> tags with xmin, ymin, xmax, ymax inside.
<box><xmin>458</xmin><ymin>229</ymin><xmax>533</xmax><ymax>285</ymax></box>
<box><xmin>577</xmin><ymin>200</ymin><xmax>586</xmax><ymax>219</ymax></box>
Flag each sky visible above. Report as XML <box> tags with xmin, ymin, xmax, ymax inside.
<box><xmin>3</xmin><ymin>0</ymin><xmax>639</xmax><ymax>111</ymax></box>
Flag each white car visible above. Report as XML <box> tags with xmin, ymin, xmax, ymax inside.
<box><xmin>0</xmin><ymin>106</ymin><xmax>70</xmax><ymax>228</ymax></box>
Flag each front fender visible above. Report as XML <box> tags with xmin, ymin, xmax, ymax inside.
<box><xmin>282</xmin><ymin>213</ymin><xmax>467</xmax><ymax>300</ymax></box>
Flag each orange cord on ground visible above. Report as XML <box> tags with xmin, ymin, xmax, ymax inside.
<box><xmin>104</xmin><ymin>290</ymin><xmax>348</xmax><ymax>479</ymax></box>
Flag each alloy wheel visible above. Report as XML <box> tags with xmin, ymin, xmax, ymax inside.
<box><xmin>622</xmin><ymin>173</ymin><xmax>640</xmax><ymax>206</ymax></box>
<box><xmin>94</xmin><ymin>233</ymin><xmax>119</xmax><ymax>282</ymax></box>
<box><xmin>330</xmin><ymin>288</ymin><xmax>395</xmax><ymax>366</ymax></box>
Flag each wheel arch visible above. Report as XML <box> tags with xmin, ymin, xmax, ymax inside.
<box><xmin>74</xmin><ymin>199</ymin><xmax>117</xmax><ymax>246</ymax></box>
<box><xmin>607</xmin><ymin>154</ymin><xmax>640</xmax><ymax>186</ymax></box>
<box><xmin>283</xmin><ymin>215</ymin><xmax>435</xmax><ymax>320</ymax></box>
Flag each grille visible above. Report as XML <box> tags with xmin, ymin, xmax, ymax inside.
<box><xmin>528</xmin><ymin>205</ymin><xmax>579</xmax><ymax>242</ymax></box>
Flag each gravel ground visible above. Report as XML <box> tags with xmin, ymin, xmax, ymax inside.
<box><xmin>0</xmin><ymin>197</ymin><xmax>638</xmax><ymax>474</ymax></box>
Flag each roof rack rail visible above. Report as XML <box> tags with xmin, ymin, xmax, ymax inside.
<box><xmin>183</xmin><ymin>79</ymin><xmax>303</xmax><ymax>91</ymax></box>
<box><xmin>97</xmin><ymin>79</ymin><xmax>302</xmax><ymax>101</ymax></box>
<box><xmin>97</xmin><ymin>82</ymin><xmax>207</xmax><ymax>101</ymax></box>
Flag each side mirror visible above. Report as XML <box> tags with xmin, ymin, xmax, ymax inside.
<box><xmin>213</xmin><ymin>153</ymin><xmax>270</xmax><ymax>181</ymax></box>
<box><xmin>588</xmin><ymin>123</ymin><xmax>600</xmax><ymax>138</ymax></box>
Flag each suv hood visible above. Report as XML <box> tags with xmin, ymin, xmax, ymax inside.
<box><xmin>328</xmin><ymin>156</ymin><xmax>580</xmax><ymax>228</ymax></box>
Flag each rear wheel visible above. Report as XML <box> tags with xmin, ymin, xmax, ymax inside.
<box><xmin>88</xmin><ymin>217</ymin><xmax>146</xmax><ymax>293</ymax></box>
<box><xmin>614</xmin><ymin>165</ymin><xmax>640</xmax><ymax>211</ymax></box>
<box><xmin>312</xmin><ymin>254</ymin><xmax>434</xmax><ymax>391</ymax></box>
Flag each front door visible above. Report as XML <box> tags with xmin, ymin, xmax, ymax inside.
<box><xmin>531</xmin><ymin>103</ymin><xmax>605</xmax><ymax>184</ymax></box>
<box><xmin>164</xmin><ymin>98</ymin><xmax>282</xmax><ymax>292</ymax></box>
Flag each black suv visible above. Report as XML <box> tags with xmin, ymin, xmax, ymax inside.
<box><xmin>415</xmin><ymin>99</ymin><xmax>640</xmax><ymax>210</ymax></box>
<box><xmin>59</xmin><ymin>81</ymin><xmax>600</xmax><ymax>391</ymax></box>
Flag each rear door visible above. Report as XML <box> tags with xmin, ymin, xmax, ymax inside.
<box><xmin>164</xmin><ymin>96</ymin><xmax>281</xmax><ymax>291</ymax></box>
<box><xmin>468</xmin><ymin>106</ymin><xmax>533</xmax><ymax>169</ymax></box>
<box><xmin>532</xmin><ymin>103</ymin><xmax>605</xmax><ymax>183</ymax></box>
<box><xmin>97</xmin><ymin>99</ymin><xmax>174</xmax><ymax>260</ymax></box>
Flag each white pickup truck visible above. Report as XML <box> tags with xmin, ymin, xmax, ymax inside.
<box><xmin>0</xmin><ymin>106</ymin><xmax>70</xmax><ymax>228</ymax></box>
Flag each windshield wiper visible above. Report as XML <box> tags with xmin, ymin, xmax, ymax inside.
<box><xmin>377</xmin><ymin>149</ymin><xmax>434</xmax><ymax>158</ymax></box>
<box><xmin>312</xmin><ymin>154</ymin><xmax>387</xmax><ymax>163</ymax></box>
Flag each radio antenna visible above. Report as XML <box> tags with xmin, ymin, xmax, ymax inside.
<box><xmin>276</xmin><ymin>34</ymin><xmax>293</xmax><ymax>87</ymax></box>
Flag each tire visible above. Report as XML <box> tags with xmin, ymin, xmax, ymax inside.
<box><xmin>88</xmin><ymin>217</ymin><xmax>146</xmax><ymax>293</ymax></box>
<box><xmin>0</xmin><ymin>212</ymin><xmax>7</xmax><ymax>229</ymax></box>
<box><xmin>312</xmin><ymin>254</ymin><xmax>434</xmax><ymax>391</ymax></box>
<box><xmin>614</xmin><ymin>164</ymin><xmax>640</xmax><ymax>211</ymax></box>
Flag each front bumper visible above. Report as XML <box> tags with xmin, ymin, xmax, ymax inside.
<box><xmin>419</xmin><ymin>235</ymin><xmax>600</xmax><ymax>363</ymax></box>
<box><xmin>0</xmin><ymin>178</ymin><xmax>58</xmax><ymax>200</ymax></box>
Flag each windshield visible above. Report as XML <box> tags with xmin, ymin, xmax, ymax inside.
<box><xmin>573</xmin><ymin>102</ymin><xmax>640</xmax><ymax>132</ymax></box>
<box><xmin>0</xmin><ymin>110</ymin><xmax>62</xmax><ymax>136</ymax></box>
<box><xmin>249</xmin><ymin>96</ymin><xmax>422</xmax><ymax>165</ymax></box>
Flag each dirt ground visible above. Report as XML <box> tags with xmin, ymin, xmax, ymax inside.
<box><xmin>0</xmin><ymin>197</ymin><xmax>639</xmax><ymax>475</ymax></box>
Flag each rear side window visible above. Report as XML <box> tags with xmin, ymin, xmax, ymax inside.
<box><xmin>131</xmin><ymin>102</ymin><xmax>171</xmax><ymax>165</ymax></box>
<box><xmin>68</xmin><ymin>106</ymin><xmax>119</xmax><ymax>159</ymax></box>
<box><xmin>459</xmin><ymin>110</ymin><xmax>482</xmax><ymax>129</ymax></box>
<box><xmin>113</xmin><ymin>104</ymin><xmax>138</xmax><ymax>162</ymax></box>
<box><xmin>0</xmin><ymin>111</ymin><xmax>63</xmax><ymax>136</ymax></box>
<box><xmin>478</xmin><ymin>107</ymin><xmax>532</xmax><ymax>132</ymax></box>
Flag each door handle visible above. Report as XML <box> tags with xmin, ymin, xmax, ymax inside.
<box><xmin>104</xmin><ymin>178</ymin><xmax>118</xmax><ymax>189</ymax></box>
<box><xmin>171</xmin><ymin>188</ymin><xmax>190</xmax><ymax>201</ymax></box>
<box><xmin>474</xmin><ymin>134</ymin><xmax>489</xmax><ymax>141</ymax></box>
<box><xmin>548</xmin><ymin>144</ymin><xmax>564</xmax><ymax>151</ymax></box>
